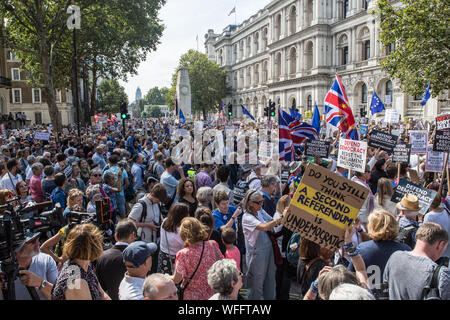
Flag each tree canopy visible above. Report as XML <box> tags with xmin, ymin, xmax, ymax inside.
<box><xmin>374</xmin><ymin>0</ymin><xmax>450</xmax><ymax>97</ymax></box>
<box><xmin>144</xmin><ymin>86</ymin><xmax>169</xmax><ymax>105</ymax></box>
<box><xmin>97</xmin><ymin>78</ymin><xmax>128</xmax><ymax>113</ymax></box>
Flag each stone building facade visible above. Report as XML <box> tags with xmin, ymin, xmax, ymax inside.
<box><xmin>205</xmin><ymin>0</ymin><xmax>448</xmax><ymax>122</ymax></box>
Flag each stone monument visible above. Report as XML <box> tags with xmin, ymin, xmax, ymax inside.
<box><xmin>176</xmin><ymin>67</ymin><xmax>192</xmax><ymax>119</ymax></box>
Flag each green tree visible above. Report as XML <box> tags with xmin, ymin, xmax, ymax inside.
<box><xmin>148</xmin><ymin>105</ymin><xmax>162</xmax><ymax>118</ymax></box>
<box><xmin>374</xmin><ymin>0</ymin><xmax>450</xmax><ymax>97</ymax></box>
<box><xmin>166</xmin><ymin>50</ymin><xmax>227</xmax><ymax>119</ymax></box>
<box><xmin>97</xmin><ymin>79</ymin><xmax>128</xmax><ymax>113</ymax></box>
<box><xmin>144</xmin><ymin>87</ymin><xmax>168</xmax><ymax>105</ymax></box>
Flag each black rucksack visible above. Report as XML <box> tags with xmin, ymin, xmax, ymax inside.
<box><xmin>396</xmin><ymin>225</ymin><xmax>418</xmax><ymax>248</ymax></box>
<box><xmin>421</xmin><ymin>265</ymin><xmax>444</xmax><ymax>300</ymax></box>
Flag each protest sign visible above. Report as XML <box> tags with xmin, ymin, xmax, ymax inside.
<box><xmin>391</xmin><ymin>129</ymin><xmax>400</xmax><ymax>137</ymax></box>
<box><xmin>425</xmin><ymin>145</ymin><xmax>445</xmax><ymax>172</ymax></box>
<box><xmin>304</xmin><ymin>140</ymin><xmax>331</xmax><ymax>158</ymax></box>
<box><xmin>384</xmin><ymin>109</ymin><xmax>399</xmax><ymax>123</ymax></box>
<box><xmin>62</xmin><ymin>128</ymin><xmax>70</xmax><ymax>135</ymax></box>
<box><xmin>392</xmin><ymin>144</ymin><xmax>411</xmax><ymax>164</ymax></box>
<box><xmin>433</xmin><ymin>130</ymin><xmax>450</xmax><ymax>153</ymax></box>
<box><xmin>337</xmin><ymin>138</ymin><xmax>367</xmax><ymax>174</ymax></box>
<box><xmin>436</xmin><ymin>114</ymin><xmax>450</xmax><ymax>131</ymax></box>
<box><xmin>360</xmin><ymin>125</ymin><xmax>368</xmax><ymax>136</ymax></box>
<box><xmin>368</xmin><ymin>130</ymin><xmax>398</xmax><ymax>152</ymax></box>
<box><xmin>34</xmin><ymin>132</ymin><xmax>51</xmax><ymax>141</ymax></box>
<box><xmin>281</xmin><ymin>169</ymin><xmax>290</xmax><ymax>184</ymax></box>
<box><xmin>258</xmin><ymin>141</ymin><xmax>273</xmax><ymax>163</ymax></box>
<box><xmin>391</xmin><ymin>179</ymin><xmax>437</xmax><ymax>216</ymax></box>
<box><xmin>282</xmin><ymin>163</ymin><xmax>369</xmax><ymax>250</ymax></box>
<box><xmin>409</xmin><ymin>130</ymin><xmax>428</xmax><ymax>154</ymax></box>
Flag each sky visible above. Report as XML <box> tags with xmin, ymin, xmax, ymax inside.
<box><xmin>120</xmin><ymin>0</ymin><xmax>272</xmax><ymax>102</ymax></box>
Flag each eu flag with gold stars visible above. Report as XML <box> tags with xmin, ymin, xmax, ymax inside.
<box><xmin>370</xmin><ymin>92</ymin><xmax>385</xmax><ymax>115</ymax></box>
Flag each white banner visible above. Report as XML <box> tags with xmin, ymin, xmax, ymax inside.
<box><xmin>34</xmin><ymin>132</ymin><xmax>51</xmax><ymax>141</ymax></box>
<box><xmin>409</xmin><ymin>130</ymin><xmax>428</xmax><ymax>154</ymax></box>
<box><xmin>384</xmin><ymin>109</ymin><xmax>399</xmax><ymax>124</ymax></box>
<box><xmin>425</xmin><ymin>145</ymin><xmax>445</xmax><ymax>172</ymax></box>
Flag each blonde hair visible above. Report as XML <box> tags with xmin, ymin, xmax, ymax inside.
<box><xmin>367</xmin><ymin>209</ymin><xmax>399</xmax><ymax>241</ymax></box>
<box><xmin>179</xmin><ymin>217</ymin><xmax>209</xmax><ymax>246</ymax></box>
<box><xmin>67</xmin><ymin>188</ymin><xmax>84</xmax><ymax>210</ymax></box>
<box><xmin>276</xmin><ymin>195</ymin><xmax>291</xmax><ymax>214</ymax></box>
<box><xmin>63</xmin><ymin>223</ymin><xmax>104</xmax><ymax>261</ymax></box>
<box><xmin>377</xmin><ymin>178</ymin><xmax>393</xmax><ymax>206</ymax></box>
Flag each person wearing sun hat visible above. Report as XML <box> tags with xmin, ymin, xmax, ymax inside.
<box><xmin>396</xmin><ymin>194</ymin><xmax>423</xmax><ymax>249</ymax></box>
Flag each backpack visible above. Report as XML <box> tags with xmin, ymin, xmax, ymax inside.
<box><xmin>135</xmin><ymin>198</ymin><xmax>161</xmax><ymax>242</ymax></box>
<box><xmin>396</xmin><ymin>225</ymin><xmax>418</xmax><ymax>248</ymax></box>
<box><xmin>50</xmin><ymin>189</ymin><xmax>65</xmax><ymax>208</ymax></box>
<box><xmin>421</xmin><ymin>265</ymin><xmax>444</xmax><ymax>300</ymax></box>
<box><xmin>286</xmin><ymin>233</ymin><xmax>301</xmax><ymax>268</ymax></box>
<box><xmin>230</xmin><ymin>177</ymin><xmax>258</xmax><ymax>207</ymax></box>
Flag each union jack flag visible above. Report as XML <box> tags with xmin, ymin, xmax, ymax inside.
<box><xmin>278</xmin><ymin>109</ymin><xmax>319</xmax><ymax>161</ymax></box>
<box><xmin>324</xmin><ymin>75</ymin><xmax>359</xmax><ymax>140</ymax></box>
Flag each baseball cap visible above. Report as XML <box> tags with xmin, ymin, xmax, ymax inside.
<box><xmin>122</xmin><ymin>241</ymin><xmax>157</xmax><ymax>268</ymax></box>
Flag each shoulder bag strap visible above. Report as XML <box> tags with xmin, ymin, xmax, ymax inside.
<box><xmin>183</xmin><ymin>241</ymin><xmax>205</xmax><ymax>292</ymax></box>
<box><xmin>300</xmin><ymin>256</ymin><xmax>321</xmax><ymax>284</ymax></box>
<box><xmin>7</xmin><ymin>172</ymin><xmax>17</xmax><ymax>195</ymax></box>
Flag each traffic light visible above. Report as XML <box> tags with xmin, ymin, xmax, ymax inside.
<box><xmin>270</xmin><ymin>102</ymin><xmax>276</xmax><ymax>117</ymax></box>
<box><xmin>227</xmin><ymin>103</ymin><xmax>233</xmax><ymax>117</ymax></box>
<box><xmin>264</xmin><ymin>106</ymin><xmax>268</xmax><ymax>117</ymax></box>
<box><xmin>120</xmin><ymin>102</ymin><xmax>128</xmax><ymax>120</ymax></box>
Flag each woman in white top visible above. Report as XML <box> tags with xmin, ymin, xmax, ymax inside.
<box><xmin>242</xmin><ymin>189</ymin><xmax>284</xmax><ymax>300</ymax></box>
<box><xmin>374</xmin><ymin>178</ymin><xmax>398</xmax><ymax>216</ymax></box>
<box><xmin>157</xmin><ymin>203</ymin><xmax>189</xmax><ymax>274</ymax></box>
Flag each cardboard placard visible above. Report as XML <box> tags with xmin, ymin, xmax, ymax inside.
<box><xmin>304</xmin><ymin>140</ymin><xmax>331</xmax><ymax>158</ymax></box>
<box><xmin>436</xmin><ymin>114</ymin><xmax>450</xmax><ymax>131</ymax></box>
<box><xmin>337</xmin><ymin>138</ymin><xmax>367</xmax><ymax>173</ymax></box>
<box><xmin>391</xmin><ymin>179</ymin><xmax>437</xmax><ymax>216</ymax></box>
<box><xmin>433</xmin><ymin>130</ymin><xmax>450</xmax><ymax>153</ymax></box>
<box><xmin>368</xmin><ymin>130</ymin><xmax>398</xmax><ymax>152</ymax></box>
<box><xmin>282</xmin><ymin>163</ymin><xmax>369</xmax><ymax>250</ymax></box>
<box><xmin>34</xmin><ymin>132</ymin><xmax>51</xmax><ymax>141</ymax></box>
<box><xmin>409</xmin><ymin>130</ymin><xmax>428</xmax><ymax>154</ymax></box>
<box><xmin>425</xmin><ymin>145</ymin><xmax>445</xmax><ymax>172</ymax></box>
<box><xmin>392</xmin><ymin>144</ymin><xmax>411</xmax><ymax>164</ymax></box>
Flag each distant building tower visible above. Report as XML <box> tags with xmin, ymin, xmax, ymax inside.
<box><xmin>135</xmin><ymin>87</ymin><xmax>142</xmax><ymax>101</ymax></box>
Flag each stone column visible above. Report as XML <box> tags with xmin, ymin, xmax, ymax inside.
<box><xmin>176</xmin><ymin>67</ymin><xmax>192</xmax><ymax>119</ymax></box>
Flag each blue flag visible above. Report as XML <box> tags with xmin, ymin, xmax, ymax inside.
<box><xmin>312</xmin><ymin>104</ymin><xmax>321</xmax><ymax>135</ymax></box>
<box><xmin>241</xmin><ymin>105</ymin><xmax>255</xmax><ymax>121</ymax></box>
<box><xmin>164</xmin><ymin>123</ymin><xmax>170</xmax><ymax>135</ymax></box>
<box><xmin>179</xmin><ymin>109</ymin><xmax>186</xmax><ymax>124</ymax></box>
<box><xmin>420</xmin><ymin>84</ymin><xmax>430</xmax><ymax>106</ymax></box>
<box><xmin>289</xmin><ymin>108</ymin><xmax>302</xmax><ymax>121</ymax></box>
<box><xmin>370</xmin><ymin>92</ymin><xmax>385</xmax><ymax>115</ymax></box>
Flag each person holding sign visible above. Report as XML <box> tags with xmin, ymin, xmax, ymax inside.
<box><xmin>241</xmin><ymin>189</ymin><xmax>284</xmax><ymax>300</ymax></box>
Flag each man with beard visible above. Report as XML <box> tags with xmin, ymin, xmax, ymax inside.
<box><xmin>0</xmin><ymin>231</ymin><xmax>58</xmax><ymax>300</ymax></box>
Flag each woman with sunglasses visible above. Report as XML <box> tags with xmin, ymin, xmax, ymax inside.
<box><xmin>15</xmin><ymin>180</ymin><xmax>31</xmax><ymax>205</ymax></box>
<box><xmin>241</xmin><ymin>189</ymin><xmax>284</xmax><ymax>300</ymax></box>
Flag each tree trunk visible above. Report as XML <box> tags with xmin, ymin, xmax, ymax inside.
<box><xmin>90</xmin><ymin>61</ymin><xmax>98</xmax><ymax>119</ymax></box>
<box><xmin>82</xmin><ymin>60</ymin><xmax>90</xmax><ymax>126</ymax></box>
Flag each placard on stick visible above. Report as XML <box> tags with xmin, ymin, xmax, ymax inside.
<box><xmin>391</xmin><ymin>179</ymin><xmax>437</xmax><ymax>216</ymax></box>
<box><xmin>368</xmin><ymin>130</ymin><xmax>398</xmax><ymax>152</ymax></box>
<box><xmin>282</xmin><ymin>163</ymin><xmax>369</xmax><ymax>250</ymax></box>
<box><xmin>436</xmin><ymin>114</ymin><xmax>450</xmax><ymax>131</ymax></box>
<box><xmin>409</xmin><ymin>130</ymin><xmax>428</xmax><ymax>154</ymax></box>
<box><xmin>337</xmin><ymin>138</ymin><xmax>367</xmax><ymax>173</ymax></box>
<box><xmin>425</xmin><ymin>145</ymin><xmax>445</xmax><ymax>172</ymax></box>
<box><xmin>433</xmin><ymin>130</ymin><xmax>450</xmax><ymax>153</ymax></box>
<box><xmin>304</xmin><ymin>140</ymin><xmax>331</xmax><ymax>158</ymax></box>
<box><xmin>393</xmin><ymin>144</ymin><xmax>411</xmax><ymax>164</ymax></box>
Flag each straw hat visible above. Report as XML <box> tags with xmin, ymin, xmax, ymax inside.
<box><xmin>396</xmin><ymin>194</ymin><xmax>422</xmax><ymax>212</ymax></box>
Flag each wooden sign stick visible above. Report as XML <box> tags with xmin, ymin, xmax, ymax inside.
<box><xmin>397</xmin><ymin>162</ymin><xmax>401</xmax><ymax>183</ymax></box>
<box><xmin>438</xmin><ymin>152</ymin><xmax>449</xmax><ymax>197</ymax></box>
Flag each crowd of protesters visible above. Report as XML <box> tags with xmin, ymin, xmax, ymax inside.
<box><xmin>0</xmin><ymin>115</ymin><xmax>448</xmax><ymax>301</ymax></box>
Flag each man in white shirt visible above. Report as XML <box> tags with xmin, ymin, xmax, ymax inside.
<box><xmin>119</xmin><ymin>241</ymin><xmax>157</xmax><ymax>300</ymax></box>
<box><xmin>0</xmin><ymin>158</ymin><xmax>23</xmax><ymax>194</ymax></box>
<box><xmin>246</xmin><ymin>164</ymin><xmax>262</xmax><ymax>191</ymax></box>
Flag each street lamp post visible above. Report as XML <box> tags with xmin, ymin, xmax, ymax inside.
<box><xmin>67</xmin><ymin>4</ymin><xmax>81</xmax><ymax>137</ymax></box>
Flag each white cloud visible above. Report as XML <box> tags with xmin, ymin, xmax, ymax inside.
<box><xmin>119</xmin><ymin>0</ymin><xmax>271</xmax><ymax>102</ymax></box>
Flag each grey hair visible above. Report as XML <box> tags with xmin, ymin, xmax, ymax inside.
<box><xmin>261</xmin><ymin>175</ymin><xmax>278</xmax><ymax>188</ymax></box>
<box><xmin>142</xmin><ymin>273</ymin><xmax>174</xmax><ymax>299</ymax></box>
<box><xmin>241</xmin><ymin>189</ymin><xmax>262</xmax><ymax>213</ymax></box>
<box><xmin>31</xmin><ymin>162</ymin><xmax>43</xmax><ymax>173</ymax></box>
<box><xmin>102</xmin><ymin>171</ymin><xmax>116</xmax><ymax>184</ymax></box>
<box><xmin>43</xmin><ymin>151</ymin><xmax>51</xmax><ymax>158</ymax></box>
<box><xmin>27</xmin><ymin>155</ymin><xmax>36</xmax><ymax>163</ymax></box>
<box><xmin>196</xmin><ymin>186</ymin><xmax>213</xmax><ymax>202</ymax></box>
<box><xmin>207</xmin><ymin>259</ymin><xmax>239</xmax><ymax>296</ymax></box>
<box><xmin>329</xmin><ymin>283</ymin><xmax>375</xmax><ymax>300</ymax></box>
<box><xmin>90</xmin><ymin>168</ymin><xmax>102</xmax><ymax>176</ymax></box>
